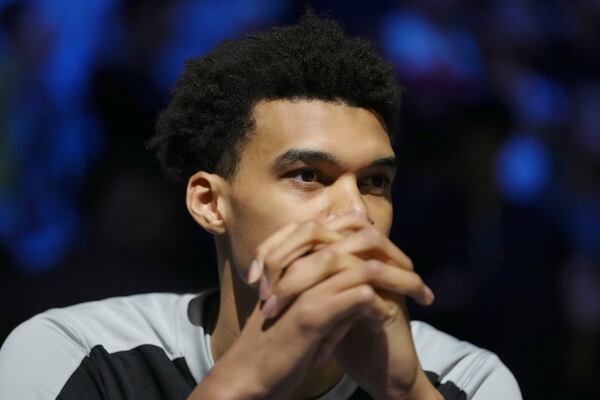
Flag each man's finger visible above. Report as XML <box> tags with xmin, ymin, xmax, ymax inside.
<box><xmin>260</xmin><ymin>222</ymin><xmax>343</xmax><ymax>299</ymax></box>
<box><xmin>327</xmin><ymin>227</ymin><xmax>414</xmax><ymax>271</ymax></box>
<box><xmin>314</xmin><ymin>259</ymin><xmax>433</xmax><ymax>306</ymax></box>
<box><xmin>323</xmin><ymin>210</ymin><xmax>373</xmax><ymax>233</ymax></box>
<box><xmin>263</xmin><ymin>249</ymin><xmax>352</xmax><ymax>318</ymax></box>
<box><xmin>249</xmin><ymin>221</ymin><xmax>301</xmax><ymax>284</ymax></box>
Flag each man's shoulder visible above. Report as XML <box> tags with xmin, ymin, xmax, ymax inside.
<box><xmin>0</xmin><ymin>292</ymin><xmax>199</xmax><ymax>400</ymax></box>
<box><xmin>410</xmin><ymin>321</ymin><xmax>522</xmax><ymax>400</ymax></box>
<box><xmin>3</xmin><ymin>292</ymin><xmax>192</xmax><ymax>355</ymax></box>
<box><xmin>410</xmin><ymin>320</ymin><xmax>485</xmax><ymax>368</ymax></box>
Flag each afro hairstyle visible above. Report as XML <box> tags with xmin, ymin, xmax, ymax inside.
<box><xmin>148</xmin><ymin>11</ymin><xmax>402</xmax><ymax>182</ymax></box>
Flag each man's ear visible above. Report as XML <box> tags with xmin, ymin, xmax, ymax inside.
<box><xmin>186</xmin><ymin>171</ymin><xmax>230</xmax><ymax>235</ymax></box>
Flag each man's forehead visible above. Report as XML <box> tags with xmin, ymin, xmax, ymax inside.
<box><xmin>251</xmin><ymin>98</ymin><xmax>384</xmax><ymax>130</ymax></box>
<box><xmin>247</xmin><ymin>99</ymin><xmax>394</xmax><ymax>163</ymax></box>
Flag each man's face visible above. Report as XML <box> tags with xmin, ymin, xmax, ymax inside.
<box><xmin>223</xmin><ymin>99</ymin><xmax>397</xmax><ymax>275</ymax></box>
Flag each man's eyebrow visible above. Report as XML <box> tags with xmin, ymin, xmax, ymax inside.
<box><xmin>271</xmin><ymin>149</ymin><xmax>340</xmax><ymax>170</ymax></box>
<box><xmin>271</xmin><ymin>148</ymin><xmax>397</xmax><ymax>172</ymax></box>
<box><xmin>369</xmin><ymin>156</ymin><xmax>398</xmax><ymax>171</ymax></box>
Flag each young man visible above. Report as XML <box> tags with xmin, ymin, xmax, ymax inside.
<box><xmin>0</xmin><ymin>13</ymin><xmax>521</xmax><ymax>400</ymax></box>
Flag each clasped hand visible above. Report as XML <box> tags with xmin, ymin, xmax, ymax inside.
<box><xmin>193</xmin><ymin>210</ymin><xmax>440</xmax><ymax>400</ymax></box>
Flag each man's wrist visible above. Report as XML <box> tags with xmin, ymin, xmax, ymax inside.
<box><xmin>188</xmin><ymin>352</ymin><xmax>266</xmax><ymax>400</ymax></box>
<box><xmin>379</xmin><ymin>368</ymin><xmax>443</xmax><ymax>400</ymax></box>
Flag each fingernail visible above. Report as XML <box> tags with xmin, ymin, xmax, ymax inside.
<box><xmin>247</xmin><ymin>260</ymin><xmax>261</xmax><ymax>284</ymax></box>
<box><xmin>259</xmin><ymin>275</ymin><xmax>270</xmax><ymax>300</ymax></box>
<box><xmin>262</xmin><ymin>294</ymin><xmax>278</xmax><ymax>318</ymax></box>
<box><xmin>423</xmin><ymin>286</ymin><xmax>435</xmax><ymax>305</ymax></box>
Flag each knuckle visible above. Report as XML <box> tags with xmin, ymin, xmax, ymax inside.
<box><xmin>296</xmin><ymin>302</ymin><xmax>319</xmax><ymax>331</ymax></box>
<box><xmin>355</xmin><ymin>284</ymin><xmax>376</xmax><ymax>304</ymax></box>
<box><xmin>302</xmin><ymin>220</ymin><xmax>320</xmax><ymax>236</ymax></box>
<box><xmin>263</xmin><ymin>252</ymin><xmax>278</xmax><ymax>270</ymax></box>
<box><xmin>364</xmin><ymin>259</ymin><xmax>382</xmax><ymax>278</ymax></box>
<box><xmin>319</xmin><ymin>249</ymin><xmax>337</xmax><ymax>264</ymax></box>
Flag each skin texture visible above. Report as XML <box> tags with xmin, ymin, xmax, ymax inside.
<box><xmin>185</xmin><ymin>99</ymin><xmax>441</xmax><ymax>400</ymax></box>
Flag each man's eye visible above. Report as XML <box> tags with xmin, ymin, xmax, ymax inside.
<box><xmin>360</xmin><ymin>174</ymin><xmax>391</xmax><ymax>193</ymax></box>
<box><xmin>289</xmin><ymin>169</ymin><xmax>319</xmax><ymax>183</ymax></box>
<box><xmin>370</xmin><ymin>175</ymin><xmax>388</xmax><ymax>188</ymax></box>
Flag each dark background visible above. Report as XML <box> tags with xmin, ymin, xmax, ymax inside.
<box><xmin>1</xmin><ymin>1</ymin><xmax>599</xmax><ymax>399</ymax></box>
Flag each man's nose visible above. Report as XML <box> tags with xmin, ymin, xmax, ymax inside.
<box><xmin>329</xmin><ymin>176</ymin><xmax>371</xmax><ymax>222</ymax></box>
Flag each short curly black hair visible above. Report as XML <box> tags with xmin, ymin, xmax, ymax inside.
<box><xmin>148</xmin><ymin>11</ymin><xmax>402</xmax><ymax>182</ymax></box>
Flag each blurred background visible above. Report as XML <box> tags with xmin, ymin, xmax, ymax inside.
<box><xmin>0</xmin><ymin>0</ymin><xmax>599</xmax><ymax>398</ymax></box>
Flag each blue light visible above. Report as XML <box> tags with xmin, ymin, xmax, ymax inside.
<box><xmin>0</xmin><ymin>0</ymin><xmax>107</xmax><ymax>273</ymax></box>
<box><xmin>12</xmin><ymin>208</ymin><xmax>79</xmax><ymax>274</ymax></box>
<box><xmin>512</xmin><ymin>73</ymin><xmax>569</xmax><ymax>127</ymax></box>
<box><xmin>379</xmin><ymin>10</ymin><xmax>438</xmax><ymax>75</ymax></box>
<box><xmin>494</xmin><ymin>134</ymin><xmax>551</xmax><ymax>204</ymax></box>
<box><xmin>34</xmin><ymin>0</ymin><xmax>118</xmax><ymax>106</ymax></box>
<box><xmin>154</xmin><ymin>0</ymin><xmax>288</xmax><ymax>91</ymax></box>
<box><xmin>379</xmin><ymin>9</ymin><xmax>482</xmax><ymax>81</ymax></box>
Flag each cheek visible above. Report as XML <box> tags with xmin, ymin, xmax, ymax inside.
<box><xmin>370</xmin><ymin>198</ymin><xmax>393</xmax><ymax>235</ymax></box>
<box><xmin>227</xmin><ymin>189</ymin><xmax>310</xmax><ymax>271</ymax></box>
<box><xmin>227</xmin><ymin>196</ymin><xmax>274</xmax><ymax>270</ymax></box>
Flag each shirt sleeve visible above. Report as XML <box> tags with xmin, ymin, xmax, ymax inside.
<box><xmin>0</xmin><ymin>295</ymin><xmax>197</xmax><ymax>400</ymax></box>
<box><xmin>411</xmin><ymin>321</ymin><xmax>522</xmax><ymax>400</ymax></box>
<box><xmin>0</xmin><ymin>314</ymin><xmax>89</xmax><ymax>400</ymax></box>
<box><xmin>468</xmin><ymin>353</ymin><xmax>522</xmax><ymax>400</ymax></box>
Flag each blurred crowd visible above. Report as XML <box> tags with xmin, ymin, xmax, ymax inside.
<box><xmin>0</xmin><ymin>1</ymin><xmax>599</xmax><ymax>399</ymax></box>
